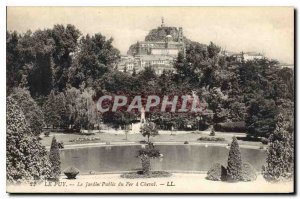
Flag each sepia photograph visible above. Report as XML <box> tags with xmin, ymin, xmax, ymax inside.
<box><xmin>5</xmin><ymin>6</ymin><xmax>294</xmax><ymax>193</ymax></box>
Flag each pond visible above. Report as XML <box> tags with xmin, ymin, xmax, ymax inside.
<box><xmin>60</xmin><ymin>145</ymin><xmax>266</xmax><ymax>174</ymax></box>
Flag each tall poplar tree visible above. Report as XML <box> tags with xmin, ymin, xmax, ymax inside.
<box><xmin>49</xmin><ymin>136</ymin><xmax>61</xmax><ymax>180</ymax></box>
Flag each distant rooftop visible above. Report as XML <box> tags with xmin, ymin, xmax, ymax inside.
<box><xmin>135</xmin><ymin>54</ymin><xmax>175</xmax><ymax>61</ymax></box>
<box><xmin>244</xmin><ymin>52</ymin><xmax>263</xmax><ymax>56</ymax></box>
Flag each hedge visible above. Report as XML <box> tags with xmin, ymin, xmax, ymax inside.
<box><xmin>214</xmin><ymin>121</ymin><xmax>245</xmax><ymax>132</ymax></box>
<box><xmin>198</xmin><ymin>136</ymin><xmax>225</xmax><ymax>142</ymax></box>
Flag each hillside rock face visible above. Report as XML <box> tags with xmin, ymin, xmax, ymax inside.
<box><xmin>127</xmin><ymin>43</ymin><xmax>139</xmax><ymax>56</ymax></box>
<box><xmin>145</xmin><ymin>27</ymin><xmax>180</xmax><ymax>42</ymax></box>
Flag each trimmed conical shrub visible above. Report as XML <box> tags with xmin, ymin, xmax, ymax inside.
<box><xmin>262</xmin><ymin>113</ymin><xmax>294</xmax><ymax>181</ymax></box>
<box><xmin>227</xmin><ymin>136</ymin><xmax>242</xmax><ymax>181</ymax></box>
<box><xmin>49</xmin><ymin>136</ymin><xmax>61</xmax><ymax>180</ymax></box>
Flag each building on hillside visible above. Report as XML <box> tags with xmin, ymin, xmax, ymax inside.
<box><xmin>118</xmin><ymin>55</ymin><xmax>135</xmax><ymax>72</ymax></box>
<box><xmin>243</xmin><ymin>52</ymin><xmax>264</xmax><ymax>61</ymax></box>
<box><xmin>277</xmin><ymin>63</ymin><xmax>294</xmax><ymax>68</ymax></box>
<box><xmin>221</xmin><ymin>51</ymin><xmax>264</xmax><ymax>62</ymax></box>
<box><xmin>118</xmin><ymin>54</ymin><xmax>176</xmax><ymax>75</ymax></box>
<box><xmin>134</xmin><ymin>26</ymin><xmax>185</xmax><ymax>57</ymax></box>
<box><xmin>118</xmin><ymin>18</ymin><xmax>185</xmax><ymax>75</ymax></box>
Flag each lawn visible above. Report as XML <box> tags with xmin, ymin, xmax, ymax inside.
<box><xmin>40</xmin><ymin>130</ymin><xmax>263</xmax><ymax>147</ymax></box>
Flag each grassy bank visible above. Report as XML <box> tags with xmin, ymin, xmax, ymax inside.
<box><xmin>40</xmin><ymin>130</ymin><xmax>263</xmax><ymax>147</ymax></box>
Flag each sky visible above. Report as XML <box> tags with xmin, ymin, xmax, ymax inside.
<box><xmin>7</xmin><ymin>7</ymin><xmax>294</xmax><ymax>64</ymax></box>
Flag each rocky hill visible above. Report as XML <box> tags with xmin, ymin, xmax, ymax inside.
<box><xmin>127</xmin><ymin>26</ymin><xmax>190</xmax><ymax>55</ymax></box>
<box><xmin>145</xmin><ymin>26</ymin><xmax>180</xmax><ymax>42</ymax></box>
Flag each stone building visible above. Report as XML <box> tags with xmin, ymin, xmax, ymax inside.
<box><xmin>221</xmin><ymin>51</ymin><xmax>264</xmax><ymax>62</ymax></box>
<box><xmin>118</xmin><ymin>19</ymin><xmax>185</xmax><ymax>75</ymax></box>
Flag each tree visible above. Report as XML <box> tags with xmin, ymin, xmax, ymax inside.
<box><xmin>55</xmin><ymin>92</ymin><xmax>68</xmax><ymax>128</ymax></box>
<box><xmin>227</xmin><ymin>137</ymin><xmax>242</xmax><ymax>181</ymax></box>
<box><xmin>140</xmin><ymin>122</ymin><xmax>159</xmax><ymax>143</ymax></box>
<box><xmin>262</xmin><ymin>113</ymin><xmax>294</xmax><ymax>181</ymax></box>
<box><xmin>7</xmin><ymin>31</ymin><xmax>23</xmax><ymax>94</ymax></box>
<box><xmin>63</xmin><ymin>87</ymin><xmax>102</xmax><ymax>131</ymax></box>
<box><xmin>28</xmin><ymin>52</ymin><xmax>53</xmax><ymax>97</ymax></box>
<box><xmin>49</xmin><ymin>136</ymin><xmax>61</xmax><ymax>180</ymax></box>
<box><xmin>42</xmin><ymin>91</ymin><xmax>68</xmax><ymax>129</ymax></box>
<box><xmin>10</xmin><ymin>88</ymin><xmax>45</xmax><ymax>136</ymax></box>
<box><xmin>43</xmin><ymin>91</ymin><xmax>61</xmax><ymax>128</ymax></box>
<box><xmin>68</xmin><ymin>33</ymin><xmax>120</xmax><ymax>88</ymax></box>
<box><xmin>246</xmin><ymin>96</ymin><xmax>278</xmax><ymax>138</ymax></box>
<box><xmin>137</xmin><ymin>143</ymin><xmax>161</xmax><ymax>175</ymax></box>
<box><xmin>51</xmin><ymin>24</ymin><xmax>81</xmax><ymax>91</ymax></box>
<box><xmin>64</xmin><ymin>87</ymin><xmax>81</xmax><ymax>129</ymax></box>
<box><xmin>136</xmin><ymin>66</ymin><xmax>158</xmax><ymax>96</ymax></box>
<box><xmin>207</xmin><ymin>41</ymin><xmax>221</xmax><ymax>58</ymax></box>
<box><xmin>277</xmin><ymin>67</ymin><xmax>294</xmax><ymax>101</ymax></box>
<box><xmin>174</xmin><ymin>42</ymin><xmax>208</xmax><ymax>88</ymax></box>
<box><xmin>26</xmin><ymin>29</ymin><xmax>54</xmax><ymax>97</ymax></box>
<box><xmin>6</xmin><ymin>97</ymin><xmax>51</xmax><ymax>183</ymax></box>
<box><xmin>206</xmin><ymin>87</ymin><xmax>229</xmax><ymax>123</ymax></box>
<box><xmin>77</xmin><ymin>87</ymin><xmax>100</xmax><ymax>130</ymax></box>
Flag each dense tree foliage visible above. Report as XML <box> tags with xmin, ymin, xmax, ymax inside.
<box><xmin>7</xmin><ymin>31</ymin><xmax>23</xmax><ymax>92</ymax></box>
<box><xmin>49</xmin><ymin>136</ymin><xmax>61</xmax><ymax>180</ymax></box>
<box><xmin>10</xmin><ymin>88</ymin><xmax>44</xmax><ymax>136</ymax></box>
<box><xmin>6</xmin><ymin>97</ymin><xmax>51</xmax><ymax>183</ymax></box>
<box><xmin>52</xmin><ymin>24</ymin><xmax>81</xmax><ymax>91</ymax></box>
<box><xmin>42</xmin><ymin>87</ymin><xmax>101</xmax><ymax>130</ymax></box>
<box><xmin>262</xmin><ymin>113</ymin><xmax>294</xmax><ymax>181</ymax></box>
<box><xmin>7</xmin><ymin>24</ymin><xmax>294</xmax><ymax>136</ymax></box>
<box><xmin>68</xmin><ymin>33</ymin><xmax>120</xmax><ymax>88</ymax></box>
<box><xmin>42</xmin><ymin>91</ymin><xmax>62</xmax><ymax>128</ymax></box>
<box><xmin>6</xmin><ymin>25</ymin><xmax>119</xmax><ymax>96</ymax></box>
<box><xmin>6</xmin><ymin>24</ymin><xmax>294</xmax><ymax>182</ymax></box>
<box><xmin>246</xmin><ymin>97</ymin><xmax>278</xmax><ymax>138</ymax></box>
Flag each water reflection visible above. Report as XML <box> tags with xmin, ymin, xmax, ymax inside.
<box><xmin>60</xmin><ymin>145</ymin><xmax>266</xmax><ymax>174</ymax></box>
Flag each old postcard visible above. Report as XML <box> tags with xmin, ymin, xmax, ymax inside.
<box><xmin>6</xmin><ymin>7</ymin><xmax>294</xmax><ymax>193</ymax></box>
